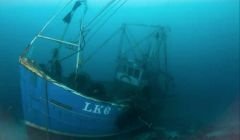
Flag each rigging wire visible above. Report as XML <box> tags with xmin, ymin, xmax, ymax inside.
<box><xmin>126</xmin><ymin>27</ymin><xmax>147</xmax><ymax>59</ymax></box>
<box><xmin>123</xmin><ymin>27</ymin><xmax>138</xmax><ymax>58</ymax></box>
<box><xmin>125</xmin><ymin>24</ymin><xmax>163</xmax><ymax>28</ymax></box>
<box><xmin>121</xmin><ymin>28</ymin><xmax>160</xmax><ymax>57</ymax></box>
<box><xmin>59</xmin><ymin>0</ymin><xmax>129</xmax><ymax>64</ymax></box>
<box><xmin>38</xmin><ymin>0</ymin><xmax>75</xmax><ymax>35</ymax></box>
<box><xmin>28</xmin><ymin>0</ymin><xmax>75</xmax><ymax>57</ymax></box>
<box><xmin>56</xmin><ymin>24</ymin><xmax>70</xmax><ymax>50</ymax></box>
<box><xmin>75</xmin><ymin>1</ymin><xmax>88</xmax><ymax>74</ymax></box>
<box><xmin>56</xmin><ymin>0</ymin><xmax>86</xmax><ymax>58</ymax></box>
<box><xmin>86</xmin><ymin>0</ymin><xmax>122</xmax><ymax>30</ymax></box>
<box><xmin>86</xmin><ymin>0</ymin><xmax>128</xmax><ymax>42</ymax></box>
<box><xmin>58</xmin><ymin>28</ymin><xmax>121</xmax><ymax>63</ymax></box>
<box><xmin>86</xmin><ymin>0</ymin><xmax>118</xmax><ymax>28</ymax></box>
<box><xmin>83</xmin><ymin>28</ymin><xmax>122</xmax><ymax>64</ymax></box>
<box><xmin>72</xmin><ymin>0</ymin><xmax>122</xmax><ymax>44</ymax></box>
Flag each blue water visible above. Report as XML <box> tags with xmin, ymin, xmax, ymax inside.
<box><xmin>0</xmin><ymin>0</ymin><xmax>239</xmax><ymax>139</ymax></box>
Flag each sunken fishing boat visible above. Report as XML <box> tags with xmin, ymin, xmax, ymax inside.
<box><xmin>19</xmin><ymin>0</ymin><xmax>169</xmax><ymax>137</ymax></box>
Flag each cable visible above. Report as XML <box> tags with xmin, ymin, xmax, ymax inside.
<box><xmin>86</xmin><ymin>0</ymin><xmax>118</xmax><ymax>28</ymax></box>
<box><xmin>86</xmin><ymin>0</ymin><xmax>122</xmax><ymax>30</ymax></box>
<box><xmin>72</xmin><ymin>0</ymin><xmax>122</xmax><ymax>43</ymax></box>
<box><xmin>72</xmin><ymin>0</ymin><xmax>127</xmax><ymax>48</ymax></box>
<box><xmin>39</xmin><ymin>0</ymin><xmax>74</xmax><ymax>35</ymax></box>
<box><xmin>58</xmin><ymin>28</ymin><xmax>121</xmax><ymax>63</ymax></box>
<box><xmin>86</xmin><ymin>0</ymin><xmax>128</xmax><ymax>42</ymax></box>
<box><xmin>83</xmin><ymin>28</ymin><xmax>122</xmax><ymax>64</ymax></box>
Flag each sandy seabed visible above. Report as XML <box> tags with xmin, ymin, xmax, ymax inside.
<box><xmin>0</xmin><ymin>95</ymin><xmax>239</xmax><ymax>140</ymax></box>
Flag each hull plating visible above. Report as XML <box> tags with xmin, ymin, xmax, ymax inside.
<box><xmin>19</xmin><ymin>61</ymin><xmax>130</xmax><ymax>137</ymax></box>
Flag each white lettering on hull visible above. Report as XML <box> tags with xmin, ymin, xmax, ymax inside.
<box><xmin>82</xmin><ymin>102</ymin><xmax>111</xmax><ymax>115</ymax></box>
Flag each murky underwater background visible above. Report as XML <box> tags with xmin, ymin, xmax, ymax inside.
<box><xmin>0</xmin><ymin>0</ymin><xmax>239</xmax><ymax>139</ymax></box>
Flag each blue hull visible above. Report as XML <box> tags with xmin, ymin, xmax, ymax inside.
<box><xmin>19</xmin><ymin>58</ymin><xmax>134</xmax><ymax>137</ymax></box>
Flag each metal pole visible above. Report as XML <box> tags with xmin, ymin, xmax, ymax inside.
<box><xmin>118</xmin><ymin>24</ymin><xmax>126</xmax><ymax>59</ymax></box>
<box><xmin>75</xmin><ymin>1</ymin><xmax>87</xmax><ymax>75</ymax></box>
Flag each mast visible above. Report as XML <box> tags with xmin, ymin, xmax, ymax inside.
<box><xmin>118</xmin><ymin>24</ymin><xmax>126</xmax><ymax>59</ymax></box>
<box><xmin>75</xmin><ymin>0</ymin><xmax>88</xmax><ymax>75</ymax></box>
